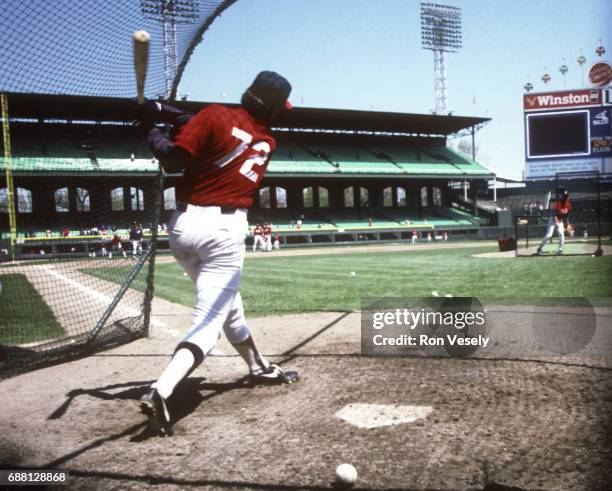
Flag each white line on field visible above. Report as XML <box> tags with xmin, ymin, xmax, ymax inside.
<box><xmin>40</xmin><ymin>266</ymin><xmax>175</xmax><ymax>334</ymax></box>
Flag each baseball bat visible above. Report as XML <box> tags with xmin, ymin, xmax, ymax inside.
<box><xmin>133</xmin><ymin>30</ymin><xmax>150</xmax><ymax>104</ymax></box>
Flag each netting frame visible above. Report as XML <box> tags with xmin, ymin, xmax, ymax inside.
<box><xmin>0</xmin><ymin>93</ymin><xmax>164</xmax><ymax>376</ymax></box>
<box><xmin>556</xmin><ymin>170</ymin><xmax>603</xmax><ymax>257</ymax></box>
<box><xmin>514</xmin><ymin>170</ymin><xmax>605</xmax><ymax>257</ymax></box>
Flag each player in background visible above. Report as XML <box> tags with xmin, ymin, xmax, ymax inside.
<box><xmin>129</xmin><ymin>221</ymin><xmax>144</xmax><ymax>256</ymax></box>
<box><xmin>136</xmin><ymin>71</ymin><xmax>298</xmax><ymax>436</ymax></box>
<box><xmin>411</xmin><ymin>229</ymin><xmax>418</xmax><ymax>244</ymax></box>
<box><xmin>263</xmin><ymin>222</ymin><xmax>273</xmax><ymax>252</ymax></box>
<box><xmin>536</xmin><ymin>188</ymin><xmax>572</xmax><ymax>255</ymax></box>
<box><xmin>108</xmin><ymin>233</ymin><xmax>126</xmax><ymax>259</ymax></box>
<box><xmin>252</xmin><ymin>223</ymin><xmax>264</xmax><ymax>252</ymax></box>
<box><xmin>273</xmin><ymin>233</ymin><xmax>281</xmax><ymax>251</ymax></box>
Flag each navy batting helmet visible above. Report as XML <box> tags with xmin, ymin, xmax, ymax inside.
<box><xmin>556</xmin><ymin>187</ymin><xmax>569</xmax><ymax>200</ymax></box>
<box><xmin>241</xmin><ymin>71</ymin><xmax>292</xmax><ymax>120</ymax></box>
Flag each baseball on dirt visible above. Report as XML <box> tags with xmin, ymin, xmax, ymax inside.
<box><xmin>335</xmin><ymin>463</ymin><xmax>358</xmax><ymax>485</ymax></box>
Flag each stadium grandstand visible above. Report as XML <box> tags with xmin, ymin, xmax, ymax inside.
<box><xmin>3</xmin><ymin>92</ymin><xmax>610</xmax><ymax>258</ymax></box>
<box><xmin>1</xmin><ymin>92</ymin><xmax>497</xmax><ymax>257</ymax></box>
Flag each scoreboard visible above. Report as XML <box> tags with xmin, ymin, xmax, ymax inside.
<box><xmin>524</xmin><ymin>88</ymin><xmax>612</xmax><ymax>180</ymax></box>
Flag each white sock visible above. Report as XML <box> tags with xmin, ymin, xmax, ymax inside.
<box><xmin>152</xmin><ymin>348</ymin><xmax>195</xmax><ymax>399</ymax></box>
<box><xmin>233</xmin><ymin>341</ymin><xmax>269</xmax><ymax>373</ymax></box>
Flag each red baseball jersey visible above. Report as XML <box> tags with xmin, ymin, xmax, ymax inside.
<box><xmin>263</xmin><ymin>225</ymin><xmax>272</xmax><ymax>236</ymax></box>
<box><xmin>553</xmin><ymin>199</ymin><xmax>572</xmax><ymax>217</ymax></box>
<box><xmin>174</xmin><ymin>104</ymin><xmax>276</xmax><ymax>208</ymax></box>
<box><xmin>253</xmin><ymin>226</ymin><xmax>263</xmax><ymax>235</ymax></box>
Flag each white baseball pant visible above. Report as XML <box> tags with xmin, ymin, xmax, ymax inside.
<box><xmin>168</xmin><ymin>204</ymin><xmax>251</xmax><ymax>355</ymax></box>
<box><xmin>132</xmin><ymin>239</ymin><xmax>142</xmax><ymax>255</ymax></box>
<box><xmin>538</xmin><ymin>216</ymin><xmax>565</xmax><ymax>251</ymax></box>
<box><xmin>252</xmin><ymin>234</ymin><xmax>264</xmax><ymax>252</ymax></box>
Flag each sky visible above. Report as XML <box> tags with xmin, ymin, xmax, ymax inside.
<box><xmin>177</xmin><ymin>0</ymin><xmax>610</xmax><ymax>180</ymax></box>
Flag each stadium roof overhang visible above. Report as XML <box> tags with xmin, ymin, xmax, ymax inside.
<box><xmin>264</xmin><ymin>172</ymin><xmax>494</xmax><ymax>180</ymax></box>
<box><xmin>274</xmin><ymin>107</ymin><xmax>490</xmax><ymax>136</ymax></box>
<box><xmin>5</xmin><ymin>93</ymin><xmax>490</xmax><ymax>137</ymax></box>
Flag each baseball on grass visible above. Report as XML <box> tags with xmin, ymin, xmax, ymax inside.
<box><xmin>133</xmin><ymin>30</ymin><xmax>151</xmax><ymax>43</ymax></box>
<box><xmin>431</xmin><ymin>290</ymin><xmax>439</xmax><ymax>297</ymax></box>
<box><xmin>335</xmin><ymin>463</ymin><xmax>358</xmax><ymax>485</ymax></box>
<box><xmin>350</xmin><ymin>271</ymin><xmax>356</xmax><ymax>276</ymax></box>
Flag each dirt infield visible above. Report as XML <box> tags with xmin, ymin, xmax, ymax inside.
<box><xmin>1</xmin><ymin>291</ymin><xmax>612</xmax><ymax>490</ymax></box>
<box><xmin>473</xmin><ymin>244</ymin><xmax>612</xmax><ymax>259</ymax></box>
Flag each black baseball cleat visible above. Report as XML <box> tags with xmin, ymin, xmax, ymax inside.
<box><xmin>140</xmin><ymin>388</ymin><xmax>173</xmax><ymax>436</ymax></box>
<box><xmin>249</xmin><ymin>364</ymin><xmax>299</xmax><ymax>385</ymax></box>
<box><xmin>557</xmin><ymin>250</ymin><xmax>564</xmax><ymax>255</ymax></box>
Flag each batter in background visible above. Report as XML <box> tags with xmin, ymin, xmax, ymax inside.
<box><xmin>136</xmin><ymin>71</ymin><xmax>299</xmax><ymax>436</ymax></box>
<box><xmin>536</xmin><ymin>188</ymin><xmax>572</xmax><ymax>255</ymax></box>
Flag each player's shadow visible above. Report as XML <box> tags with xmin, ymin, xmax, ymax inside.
<box><xmin>130</xmin><ymin>376</ymin><xmax>257</xmax><ymax>442</ymax></box>
<box><xmin>46</xmin><ymin>375</ymin><xmax>266</xmax><ymax>443</ymax></box>
<box><xmin>47</xmin><ymin>380</ymin><xmax>156</xmax><ymax>421</ymax></box>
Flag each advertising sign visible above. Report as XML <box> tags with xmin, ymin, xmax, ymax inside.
<box><xmin>589</xmin><ymin>61</ymin><xmax>612</xmax><ymax>87</ymax></box>
<box><xmin>523</xmin><ymin>89</ymin><xmax>601</xmax><ymax>111</ymax></box>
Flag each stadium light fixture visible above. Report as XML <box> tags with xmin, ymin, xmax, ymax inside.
<box><xmin>577</xmin><ymin>49</ymin><xmax>587</xmax><ymax>87</ymax></box>
<box><xmin>420</xmin><ymin>2</ymin><xmax>463</xmax><ymax>115</ymax></box>
<box><xmin>559</xmin><ymin>59</ymin><xmax>568</xmax><ymax>88</ymax></box>
<box><xmin>140</xmin><ymin>0</ymin><xmax>199</xmax><ymax>99</ymax></box>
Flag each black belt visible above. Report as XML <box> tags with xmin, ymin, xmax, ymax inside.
<box><xmin>176</xmin><ymin>202</ymin><xmax>238</xmax><ymax>214</ymax></box>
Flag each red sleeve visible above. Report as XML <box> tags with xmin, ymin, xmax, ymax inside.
<box><xmin>174</xmin><ymin>107</ymin><xmax>212</xmax><ymax>158</ymax></box>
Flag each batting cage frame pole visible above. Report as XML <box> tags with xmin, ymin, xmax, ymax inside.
<box><xmin>1</xmin><ymin>94</ymin><xmax>17</xmax><ymax>261</ymax></box>
<box><xmin>555</xmin><ymin>170</ymin><xmax>604</xmax><ymax>257</ymax></box>
<box><xmin>142</xmin><ymin>168</ymin><xmax>164</xmax><ymax>338</ymax></box>
<box><xmin>87</xmin><ymin>248</ymin><xmax>153</xmax><ymax>343</ymax></box>
<box><xmin>596</xmin><ymin>172</ymin><xmax>602</xmax><ymax>256</ymax></box>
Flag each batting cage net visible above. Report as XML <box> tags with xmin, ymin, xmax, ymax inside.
<box><xmin>0</xmin><ymin>0</ymin><xmax>237</xmax><ymax>100</ymax></box>
<box><xmin>0</xmin><ymin>93</ymin><xmax>164</xmax><ymax>374</ymax></box>
<box><xmin>0</xmin><ymin>1</ymin><xmax>239</xmax><ymax>374</ymax></box>
<box><xmin>515</xmin><ymin>171</ymin><xmax>611</xmax><ymax>257</ymax></box>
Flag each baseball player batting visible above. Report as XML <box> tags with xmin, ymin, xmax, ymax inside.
<box><xmin>536</xmin><ymin>187</ymin><xmax>572</xmax><ymax>255</ymax></box>
<box><xmin>137</xmin><ymin>71</ymin><xmax>298</xmax><ymax>436</ymax></box>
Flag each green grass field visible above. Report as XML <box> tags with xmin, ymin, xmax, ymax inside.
<box><xmin>0</xmin><ymin>274</ymin><xmax>64</xmax><ymax>344</ymax></box>
<box><xmin>83</xmin><ymin>244</ymin><xmax>612</xmax><ymax>316</ymax></box>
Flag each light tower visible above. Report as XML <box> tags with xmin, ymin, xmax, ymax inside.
<box><xmin>420</xmin><ymin>2</ymin><xmax>462</xmax><ymax>115</ymax></box>
<box><xmin>559</xmin><ymin>58</ymin><xmax>568</xmax><ymax>88</ymax></box>
<box><xmin>140</xmin><ymin>0</ymin><xmax>198</xmax><ymax>99</ymax></box>
<box><xmin>577</xmin><ymin>49</ymin><xmax>587</xmax><ymax>87</ymax></box>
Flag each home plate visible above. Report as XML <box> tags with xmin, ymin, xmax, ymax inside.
<box><xmin>335</xmin><ymin>403</ymin><xmax>433</xmax><ymax>429</ymax></box>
